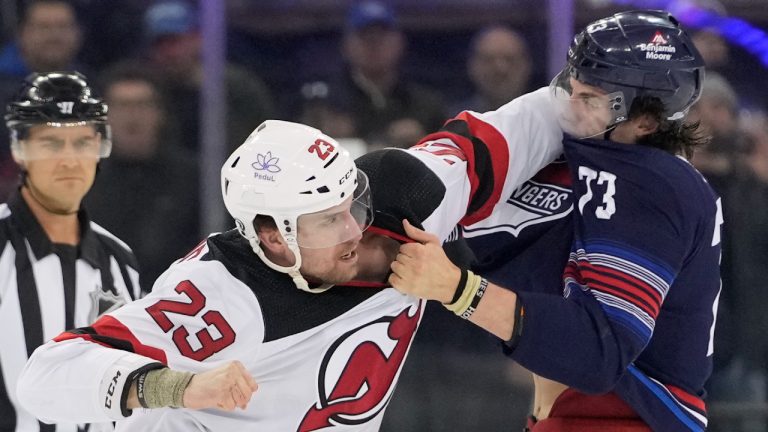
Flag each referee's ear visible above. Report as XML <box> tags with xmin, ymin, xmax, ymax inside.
<box><xmin>11</xmin><ymin>149</ymin><xmax>24</xmax><ymax>167</ymax></box>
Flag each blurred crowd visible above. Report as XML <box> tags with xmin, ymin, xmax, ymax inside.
<box><xmin>1</xmin><ymin>0</ymin><xmax>767</xmax><ymax>430</ymax></box>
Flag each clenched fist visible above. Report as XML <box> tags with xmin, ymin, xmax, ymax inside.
<box><xmin>183</xmin><ymin>361</ymin><xmax>258</xmax><ymax>411</ymax></box>
<box><xmin>388</xmin><ymin>219</ymin><xmax>461</xmax><ymax>303</ymax></box>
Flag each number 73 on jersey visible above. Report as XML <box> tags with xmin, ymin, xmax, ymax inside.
<box><xmin>577</xmin><ymin>166</ymin><xmax>617</xmax><ymax>220</ymax></box>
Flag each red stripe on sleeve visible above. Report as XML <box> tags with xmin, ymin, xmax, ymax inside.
<box><xmin>453</xmin><ymin>112</ymin><xmax>510</xmax><ymax>226</ymax></box>
<box><xmin>583</xmin><ymin>277</ymin><xmax>659</xmax><ymax>318</ymax></box>
<box><xmin>580</xmin><ymin>266</ymin><xmax>661</xmax><ymax>317</ymax></box>
<box><xmin>415</xmin><ymin>131</ymin><xmax>479</xmax><ymax>200</ymax></box>
<box><xmin>53</xmin><ymin>331</ymin><xmax>121</xmax><ymax>350</ymax></box>
<box><xmin>586</xmin><ymin>264</ymin><xmax>663</xmax><ymax>305</ymax></box>
<box><xmin>54</xmin><ymin>315</ymin><xmax>168</xmax><ymax>364</ymax></box>
<box><xmin>415</xmin><ymin>111</ymin><xmax>510</xmax><ymax>227</ymax></box>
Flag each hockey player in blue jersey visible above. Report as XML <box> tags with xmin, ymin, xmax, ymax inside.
<box><xmin>389</xmin><ymin>10</ymin><xmax>720</xmax><ymax>432</ymax></box>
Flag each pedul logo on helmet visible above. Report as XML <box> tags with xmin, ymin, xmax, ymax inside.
<box><xmin>251</xmin><ymin>151</ymin><xmax>281</xmax><ymax>182</ymax></box>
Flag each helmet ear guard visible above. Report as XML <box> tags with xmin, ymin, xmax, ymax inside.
<box><xmin>221</xmin><ymin>120</ymin><xmax>373</xmax><ymax>293</ymax></box>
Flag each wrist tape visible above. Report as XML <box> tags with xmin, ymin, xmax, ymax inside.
<box><xmin>136</xmin><ymin>368</ymin><xmax>194</xmax><ymax>409</ymax></box>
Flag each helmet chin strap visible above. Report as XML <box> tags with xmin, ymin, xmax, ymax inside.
<box><xmin>247</xmin><ymin>237</ymin><xmax>333</xmax><ymax>294</ymax></box>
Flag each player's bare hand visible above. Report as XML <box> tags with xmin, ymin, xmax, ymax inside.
<box><xmin>183</xmin><ymin>361</ymin><xmax>258</xmax><ymax>411</ymax></box>
<box><xmin>388</xmin><ymin>219</ymin><xmax>461</xmax><ymax>303</ymax></box>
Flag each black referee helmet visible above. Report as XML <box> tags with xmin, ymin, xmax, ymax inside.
<box><xmin>5</xmin><ymin>71</ymin><xmax>112</xmax><ymax>159</ymax></box>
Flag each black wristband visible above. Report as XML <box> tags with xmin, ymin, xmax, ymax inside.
<box><xmin>448</xmin><ymin>268</ymin><xmax>468</xmax><ymax>305</ymax></box>
<box><xmin>460</xmin><ymin>277</ymin><xmax>488</xmax><ymax>320</ymax></box>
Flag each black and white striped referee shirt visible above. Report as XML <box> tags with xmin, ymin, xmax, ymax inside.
<box><xmin>0</xmin><ymin>190</ymin><xmax>140</xmax><ymax>432</ymax></box>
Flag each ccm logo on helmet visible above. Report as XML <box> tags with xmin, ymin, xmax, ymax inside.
<box><xmin>339</xmin><ymin>168</ymin><xmax>354</xmax><ymax>186</ymax></box>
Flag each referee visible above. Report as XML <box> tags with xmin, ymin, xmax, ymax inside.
<box><xmin>0</xmin><ymin>72</ymin><xmax>140</xmax><ymax>432</ymax></box>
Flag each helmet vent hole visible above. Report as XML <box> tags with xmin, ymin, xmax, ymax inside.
<box><xmin>317</xmin><ymin>186</ymin><xmax>330</xmax><ymax>194</ymax></box>
<box><xmin>224</xmin><ymin>179</ymin><xmax>230</xmax><ymax>194</ymax></box>
<box><xmin>300</xmin><ymin>190</ymin><xmax>312</xmax><ymax>194</ymax></box>
<box><xmin>230</xmin><ymin>156</ymin><xmax>240</xmax><ymax>168</ymax></box>
<box><xmin>305</xmin><ymin>175</ymin><xmax>316</xmax><ymax>182</ymax></box>
<box><xmin>323</xmin><ymin>152</ymin><xmax>339</xmax><ymax>168</ymax></box>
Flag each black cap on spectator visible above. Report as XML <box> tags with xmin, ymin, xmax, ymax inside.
<box><xmin>300</xmin><ymin>81</ymin><xmax>352</xmax><ymax>113</ymax></box>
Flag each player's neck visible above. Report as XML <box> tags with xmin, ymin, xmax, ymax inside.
<box><xmin>21</xmin><ymin>187</ymin><xmax>80</xmax><ymax>245</ymax></box>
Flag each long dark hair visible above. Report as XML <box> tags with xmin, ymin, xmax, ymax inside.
<box><xmin>630</xmin><ymin>96</ymin><xmax>710</xmax><ymax>160</ymax></box>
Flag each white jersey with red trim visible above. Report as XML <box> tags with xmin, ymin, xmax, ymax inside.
<box><xmin>405</xmin><ymin>87</ymin><xmax>564</xmax><ymax>230</ymax></box>
<box><xmin>19</xmin><ymin>231</ymin><xmax>424</xmax><ymax>432</ymax></box>
<box><xmin>17</xmin><ymin>86</ymin><xmax>565</xmax><ymax>432</ymax></box>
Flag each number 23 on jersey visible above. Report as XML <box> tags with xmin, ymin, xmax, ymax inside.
<box><xmin>145</xmin><ymin>281</ymin><xmax>237</xmax><ymax>361</ymax></box>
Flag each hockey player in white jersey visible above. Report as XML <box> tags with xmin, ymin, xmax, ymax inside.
<box><xmin>16</xmin><ymin>82</ymin><xmax>566</xmax><ymax>430</ymax></box>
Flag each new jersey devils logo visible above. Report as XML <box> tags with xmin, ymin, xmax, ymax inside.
<box><xmin>297</xmin><ymin>304</ymin><xmax>422</xmax><ymax>431</ymax></box>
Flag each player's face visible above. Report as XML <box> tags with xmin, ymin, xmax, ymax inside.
<box><xmin>564</xmin><ymin>78</ymin><xmax>616</xmax><ymax>138</ymax></box>
<box><xmin>18</xmin><ymin>124</ymin><xmax>99</xmax><ymax>213</ymax></box>
<box><xmin>298</xmin><ymin>236</ymin><xmax>361</xmax><ymax>285</ymax></box>
<box><xmin>296</xmin><ymin>197</ymin><xmax>365</xmax><ymax>284</ymax></box>
<box><xmin>551</xmin><ymin>73</ymin><xmax>625</xmax><ymax>139</ymax></box>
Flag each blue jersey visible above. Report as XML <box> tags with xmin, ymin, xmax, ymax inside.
<box><xmin>465</xmin><ymin>137</ymin><xmax>721</xmax><ymax>432</ymax></box>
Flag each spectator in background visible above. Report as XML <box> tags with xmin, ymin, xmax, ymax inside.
<box><xmin>297</xmin><ymin>81</ymin><xmax>358</xmax><ymax>141</ymax></box>
<box><xmin>143</xmin><ymin>0</ymin><xmax>275</xmax><ymax>154</ymax></box>
<box><xmin>296</xmin><ymin>80</ymin><xmax>368</xmax><ymax>159</ymax></box>
<box><xmin>692</xmin><ymin>29</ymin><xmax>768</xmax><ymax>110</ymax></box>
<box><xmin>86</xmin><ymin>63</ymin><xmax>200</xmax><ymax>293</ymax></box>
<box><xmin>0</xmin><ymin>0</ymin><xmax>84</xmax><ymax>202</ymax></box>
<box><xmin>692</xmin><ymin>30</ymin><xmax>729</xmax><ymax>70</ymax></box>
<box><xmin>0</xmin><ymin>0</ymin><xmax>82</xmax><ymax>79</ymax></box>
<box><xmin>451</xmin><ymin>25</ymin><xmax>533</xmax><ymax>115</ymax></box>
<box><xmin>338</xmin><ymin>0</ymin><xmax>446</xmax><ymax>149</ymax></box>
<box><xmin>688</xmin><ymin>72</ymin><xmax>748</xmax><ymax>191</ymax></box>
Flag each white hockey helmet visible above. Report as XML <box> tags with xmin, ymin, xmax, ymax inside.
<box><xmin>221</xmin><ymin>120</ymin><xmax>372</xmax><ymax>292</ymax></box>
